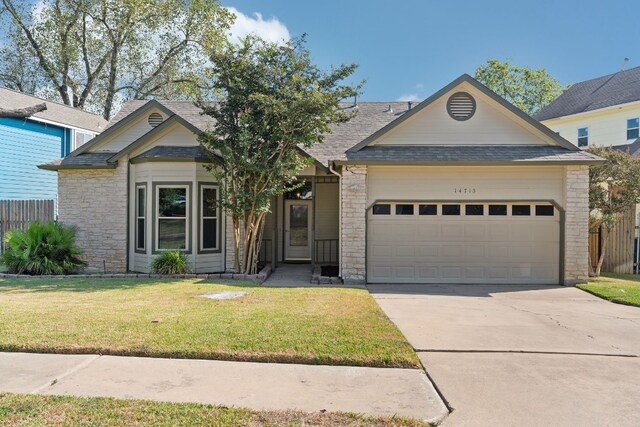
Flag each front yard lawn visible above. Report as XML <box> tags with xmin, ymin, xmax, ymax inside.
<box><xmin>0</xmin><ymin>278</ymin><xmax>419</xmax><ymax>368</ymax></box>
<box><xmin>0</xmin><ymin>393</ymin><xmax>428</xmax><ymax>427</ymax></box>
<box><xmin>579</xmin><ymin>273</ymin><xmax>640</xmax><ymax>307</ymax></box>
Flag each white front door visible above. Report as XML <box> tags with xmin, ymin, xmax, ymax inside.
<box><xmin>284</xmin><ymin>200</ymin><xmax>312</xmax><ymax>260</ymax></box>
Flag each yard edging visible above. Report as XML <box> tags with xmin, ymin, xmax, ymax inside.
<box><xmin>0</xmin><ymin>264</ymin><xmax>272</xmax><ymax>283</ymax></box>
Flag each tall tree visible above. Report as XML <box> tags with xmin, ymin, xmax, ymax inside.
<box><xmin>474</xmin><ymin>58</ymin><xmax>568</xmax><ymax>115</ymax></box>
<box><xmin>198</xmin><ymin>36</ymin><xmax>360</xmax><ymax>274</ymax></box>
<box><xmin>587</xmin><ymin>147</ymin><xmax>640</xmax><ymax>276</ymax></box>
<box><xmin>0</xmin><ymin>0</ymin><xmax>233</xmax><ymax>119</ymax></box>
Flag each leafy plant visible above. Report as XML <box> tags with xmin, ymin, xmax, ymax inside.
<box><xmin>1</xmin><ymin>221</ymin><xmax>86</xmax><ymax>275</ymax></box>
<box><xmin>151</xmin><ymin>250</ymin><xmax>191</xmax><ymax>275</ymax></box>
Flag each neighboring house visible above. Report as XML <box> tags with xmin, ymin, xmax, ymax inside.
<box><xmin>40</xmin><ymin>74</ymin><xmax>599</xmax><ymax>285</ymax></box>
<box><xmin>536</xmin><ymin>66</ymin><xmax>640</xmax><ymax>151</ymax></box>
<box><xmin>0</xmin><ymin>88</ymin><xmax>107</xmax><ymax>202</ymax></box>
<box><xmin>537</xmin><ymin>67</ymin><xmax>640</xmax><ymax>274</ymax></box>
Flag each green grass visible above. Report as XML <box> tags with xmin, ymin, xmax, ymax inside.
<box><xmin>579</xmin><ymin>273</ymin><xmax>640</xmax><ymax>307</ymax></box>
<box><xmin>0</xmin><ymin>393</ymin><xmax>429</xmax><ymax>426</ymax></box>
<box><xmin>0</xmin><ymin>278</ymin><xmax>419</xmax><ymax>368</ymax></box>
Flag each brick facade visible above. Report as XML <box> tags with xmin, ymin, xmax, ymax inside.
<box><xmin>58</xmin><ymin>165</ymin><xmax>128</xmax><ymax>273</ymax></box>
<box><xmin>564</xmin><ymin>165</ymin><xmax>590</xmax><ymax>285</ymax></box>
<box><xmin>340</xmin><ymin>165</ymin><xmax>367</xmax><ymax>284</ymax></box>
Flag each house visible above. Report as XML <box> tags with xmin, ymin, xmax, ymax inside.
<box><xmin>0</xmin><ymin>88</ymin><xmax>107</xmax><ymax>202</ymax></box>
<box><xmin>536</xmin><ymin>67</ymin><xmax>640</xmax><ymax>274</ymax></box>
<box><xmin>40</xmin><ymin>74</ymin><xmax>599</xmax><ymax>285</ymax></box>
<box><xmin>536</xmin><ymin>65</ymin><xmax>640</xmax><ymax>150</ymax></box>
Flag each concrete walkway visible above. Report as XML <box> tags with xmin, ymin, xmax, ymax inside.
<box><xmin>0</xmin><ymin>352</ymin><xmax>448</xmax><ymax>423</ymax></box>
<box><xmin>370</xmin><ymin>284</ymin><xmax>640</xmax><ymax>426</ymax></box>
<box><xmin>263</xmin><ymin>264</ymin><xmax>312</xmax><ymax>286</ymax></box>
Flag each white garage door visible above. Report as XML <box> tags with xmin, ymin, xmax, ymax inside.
<box><xmin>367</xmin><ymin>202</ymin><xmax>560</xmax><ymax>284</ymax></box>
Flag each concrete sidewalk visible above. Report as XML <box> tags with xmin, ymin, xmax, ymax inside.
<box><xmin>0</xmin><ymin>352</ymin><xmax>448</xmax><ymax>423</ymax></box>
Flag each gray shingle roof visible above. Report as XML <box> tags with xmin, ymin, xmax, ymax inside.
<box><xmin>39</xmin><ymin>152</ymin><xmax>115</xmax><ymax>170</ymax></box>
<box><xmin>342</xmin><ymin>145</ymin><xmax>602</xmax><ymax>164</ymax></box>
<box><xmin>535</xmin><ymin>66</ymin><xmax>640</xmax><ymax>121</ymax></box>
<box><xmin>612</xmin><ymin>137</ymin><xmax>640</xmax><ymax>156</ymax></box>
<box><xmin>0</xmin><ymin>87</ymin><xmax>108</xmax><ymax>132</ymax></box>
<box><xmin>130</xmin><ymin>145</ymin><xmax>209</xmax><ymax>162</ymax></box>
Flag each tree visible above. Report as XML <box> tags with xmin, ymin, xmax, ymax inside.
<box><xmin>587</xmin><ymin>146</ymin><xmax>640</xmax><ymax>276</ymax></box>
<box><xmin>0</xmin><ymin>0</ymin><xmax>233</xmax><ymax>119</ymax></box>
<box><xmin>474</xmin><ymin>59</ymin><xmax>568</xmax><ymax>115</ymax></box>
<box><xmin>198</xmin><ymin>36</ymin><xmax>360</xmax><ymax>274</ymax></box>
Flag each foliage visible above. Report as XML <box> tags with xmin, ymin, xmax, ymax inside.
<box><xmin>1</xmin><ymin>221</ymin><xmax>86</xmax><ymax>275</ymax></box>
<box><xmin>474</xmin><ymin>58</ymin><xmax>568</xmax><ymax>115</ymax></box>
<box><xmin>587</xmin><ymin>146</ymin><xmax>640</xmax><ymax>276</ymax></box>
<box><xmin>0</xmin><ymin>279</ymin><xmax>420</xmax><ymax>368</ymax></box>
<box><xmin>0</xmin><ymin>0</ymin><xmax>233</xmax><ymax>119</ymax></box>
<box><xmin>198</xmin><ymin>35</ymin><xmax>360</xmax><ymax>274</ymax></box>
<box><xmin>151</xmin><ymin>250</ymin><xmax>190</xmax><ymax>275</ymax></box>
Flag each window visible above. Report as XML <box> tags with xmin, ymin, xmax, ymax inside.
<box><xmin>535</xmin><ymin>205</ymin><xmax>554</xmax><ymax>216</ymax></box>
<box><xmin>74</xmin><ymin>130</ymin><xmax>94</xmax><ymax>149</ymax></box>
<box><xmin>442</xmin><ymin>204</ymin><xmax>461</xmax><ymax>215</ymax></box>
<box><xmin>200</xmin><ymin>185</ymin><xmax>218</xmax><ymax>251</ymax></box>
<box><xmin>577</xmin><ymin>127</ymin><xmax>589</xmax><ymax>147</ymax></box>
<box><xmin>627</xmin><ymin>118</ymin><xmax>639</xmax><ymax>140</ymax></box>
<box><xmin>489</xmin><ymin>204</ymin><xmax>507</xmax><ymax>216</ymax></box>
<box><xmin>395</xmin><ymin>204</ymin><xmax>414</xmax><ymax>215</ymax></box>
<box><xmin>465</xmin><ymin>204</ymin><xmax>484</xmax><ymax>216</ymax></box>
<box><xmin>135</xmin><ymin>185</ymin><xmax>146</xmax><ymax>252</ymax></box>
<box><xmin>372</xmin><ymin>204</ymin><xmax>391</xmax><ymax>215</ymax></box>
<box><xmin>156</xmin><ymin>186</ymin><xmax>188</xmax><ymax>250</ymax></box>
<box><xmin>419</xmin><ymin>204</ymin><xmax>437</xmax><ymax>215</ymax></box>
<box><xmin>512</xmin><ymin>205</ymin><xmax>531</xmax><ymax>216</ymax></box>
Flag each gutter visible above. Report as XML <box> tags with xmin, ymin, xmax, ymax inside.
<box><xmin>332</xmin><ymin>159</ymin><xmax>605</xmax><ymax>166</ymax></box>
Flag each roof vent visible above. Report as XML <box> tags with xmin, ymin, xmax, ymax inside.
<box><xmin>148</xmin><ymin>112</ymin><xmax>164</xmax><ymax>127</ymax></box>
<box><xmin>386</xmin><ymin>104</ymin><xmax>393</xmax><ymax>113</ymax></box>
<box><xmin>446</xmin><ymin>92</ymin><xmax>476</xmax><ymax>121</ymax></box>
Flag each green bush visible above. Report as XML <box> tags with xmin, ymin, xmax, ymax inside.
<box><xmin>1</xmin><ymin>221</ymin><xmax>86</xmax><ymax>275</ymax></box>
<box><xmin>151</xmin><ymin>250</ymin><xmax>191</xmax><ymax>274</ymax></box>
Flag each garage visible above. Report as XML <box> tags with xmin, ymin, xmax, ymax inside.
<box><xmin>367</xmin><ymin>201</ymin><xmax>560</xmax><ymax>284</ymax></box>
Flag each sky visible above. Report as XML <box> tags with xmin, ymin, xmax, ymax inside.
<box><xmin>226</xmin><ymin>0</ymin><xmax>640</xmax><ymax>102</ymax></box>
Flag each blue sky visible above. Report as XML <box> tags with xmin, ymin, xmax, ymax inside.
<box><xmin>226</xmin><ymin>0</ymin><xmax>640</xmax><ymax>102</ymax></box>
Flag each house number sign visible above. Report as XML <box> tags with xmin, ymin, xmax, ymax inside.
<box><xmin>453</xmin><ymin>188</ymin><xmax>476</xmax><ymax>194</ymax></box>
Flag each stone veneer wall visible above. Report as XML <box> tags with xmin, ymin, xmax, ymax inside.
<box><xmin>340</xmin><ymin>165</ymin><xmax>367</xmax><ymax>284</ymax></box>
<box><xmin>58</xmin><ymin>165</ymin><xmax>128</xmax><ymax>273</ymax></box>
<box><xmin>564</xmin><ymin>165</ymin><xmax>590</xmax><ymax>285</ymax></box>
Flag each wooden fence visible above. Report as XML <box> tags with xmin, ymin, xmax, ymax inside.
<box><xmin>588</xmin><ymin>205</ymin><xmax>636</xmax><ymax>274</ymax></box>
<box><xmin>0</xmin><ymin>200</ymin><xmax>55</xmax><ymax>252</ymax></box>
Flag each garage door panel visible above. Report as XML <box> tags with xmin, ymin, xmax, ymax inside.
<box><xmin>368</xmin><ymin>202</ymin><xmax>560</xmax><ymax>284</ymax></box>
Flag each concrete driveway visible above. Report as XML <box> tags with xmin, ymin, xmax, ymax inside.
<box><xmin>370</xmin><ymin>284</ymin><xmax>640</xmax><ymax>426</ymax></box>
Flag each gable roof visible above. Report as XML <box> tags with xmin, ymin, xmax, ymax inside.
<box><xmin>0</xmin><ymin>87</ymin><xmax>107</xmax><ymax>132</ymax></box>
<box><xmin>535</xmin><ymin>66</ymin><xmax>640</xmax><ymax>121</ymax></box>
<box><xmin>347</xmin><ymin>74</ymin><xmax>579</xmax><ymax>153</ymax></box>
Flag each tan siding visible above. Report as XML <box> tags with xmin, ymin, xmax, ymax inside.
<box><xmin>88</xmin><ymin>108</ymin><xmax>168</xmax><ymax>153</ymax></box>
<box><xmin>373</xmin><ymin>84</ymin><xmax>552</xmax><ymax>147</ymax></box>
<box><xmin>543</xmin><ymin>103</ymin><xmax>640</xmax><ymax>148</ymax></box>
<box><xmin>315</xmin><ymin>182</ymin><xmax>339</xmax><ymax>239</ymax></box>
<box><xmin>128</xmin><ymin>123</ymin><xmax>199</xmax><ymax>158</ymax></box>
<box><xmin>367</xmin><ymin>166</ymin><xmax>565</xmax><ymax>207</ymax></box>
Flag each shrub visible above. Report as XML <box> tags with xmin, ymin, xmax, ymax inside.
<box><xmin>151</xmin><ymin>250</ymin><xmax>191</xmax><ymax>274</ymax></box>
<box><xmin>1</xmin><ymin>221</ymin><xmax>86</xmax><ymax>275</ymax></box>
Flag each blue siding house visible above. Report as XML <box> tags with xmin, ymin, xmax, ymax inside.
<box><xmin>0</xmin><ymin>88</ymin><xmax>107</xmax><ymax>205</ymax></box>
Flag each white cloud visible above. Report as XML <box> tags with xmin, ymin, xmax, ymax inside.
<box><xmin>226</xmin><ymin>7</ymin><xmax>290</xmax><ymax>45</ymax></box>
<box><xmin>415</xmin><ymin>83</ymin><xmax>424</xmax><ymax>90</ymax></box>
<box><xmin>397</xmin><ymin>94</ymin><xmax>421</xmax><ymax>102</ymax></box>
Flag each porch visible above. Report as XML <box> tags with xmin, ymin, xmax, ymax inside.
<box><xmin>259</xmin><ymin>174</ymin><xmax>340</xmax><ymax>271</ymax></box>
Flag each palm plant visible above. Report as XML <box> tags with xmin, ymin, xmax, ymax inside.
<box><xmin>1</xmin><ymin>221</ymin><xmax>86</xmax><ymax>275</ymax></box>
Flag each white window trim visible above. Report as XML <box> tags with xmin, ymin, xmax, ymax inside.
<box><xmin>200</xmin><ymin>184</ymin><xmax>219</xmax><ymax>252</ymax></box>
<box><xmin>135</xmin><ymin>185</ymin><xmax>146</xmax><ymax>252</ymax></box>
<box><xmin>577</xmin><ymin>126</ymin><xmax>589</xmax><ymax>147</ymax></box>
<box><xmin>155</xmin><ymin>184</ymin><xmax>189</xmax><ymax>252</ymax></box>
<box><xmin>627</xmin><ymin>117</ymin><xmax>639</xmax><ymax>141</ymax></box>
<box><xmin>72</xmin><ymin>129</ymin><xmax>95</xmax><ymax>150</ymax></box>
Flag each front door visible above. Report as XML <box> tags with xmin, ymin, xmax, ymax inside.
<box><xmin>284</xmin><ymin>199</ymin><xmax>312</xmax><ymax>261</ymax></box>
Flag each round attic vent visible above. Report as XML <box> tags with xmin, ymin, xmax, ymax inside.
<box><xmin>446</xmin><ymin>92</ymin><xmax>476</xmax><ymax>121</ymax></box>
<box><xmin>148</xmin><ymin>112</ymin><xmax>164</xmax><ymax>127</ymax></box>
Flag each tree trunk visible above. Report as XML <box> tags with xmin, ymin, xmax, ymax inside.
<box><xmin>594</xmin><ymin>227</ymin><xmax>609</xmax><ymax>277</ymax></box>
<box><xmin>0</xmin><ymin>103</ymin><xmax>47</xmax><ymax>118</ymax></box>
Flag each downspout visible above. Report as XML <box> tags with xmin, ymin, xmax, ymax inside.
<box><xmin>329</xmin><ymin>162</ymin><xmax>342</xmax><ymax>278</ymax></box>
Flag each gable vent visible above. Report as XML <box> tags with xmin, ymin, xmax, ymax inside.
<box><xmin>148</xmin><ymin>112</ymin><xmax>164</xmax><ymax>127</ymax></box>
<box><xmin>446</xmin><ymin>92</ymin><xmax>476</xmax><ymax>121</ymax></box>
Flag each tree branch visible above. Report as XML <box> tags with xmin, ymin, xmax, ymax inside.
<box><xmin>0</xmin><ymin>103</ymin><xmax>47</xmax><ymax>118</ymax></box>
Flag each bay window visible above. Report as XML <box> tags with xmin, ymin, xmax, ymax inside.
<box><xmin>200</xmin><ymin>184</ymin><xmax>219</xmax><ymax>252</ymax></box>
<box><xmin>135</xmin><ymin>184</ymin><xmax>146</xmax><ymax>252</ymax></box>
<box><xmin>156</xmin><ymin>185</ymin><xmax>189</xmax><ymax>251</ymax></box>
